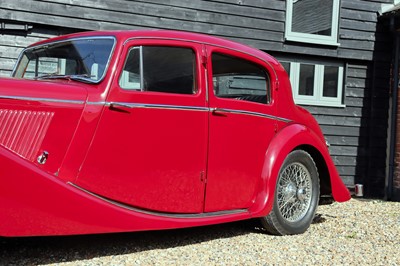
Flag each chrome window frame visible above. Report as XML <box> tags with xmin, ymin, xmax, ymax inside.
<box><xmin>12</xmin><ymin>36</ymin><xmax>117</xmax><ymax>84</ymax></box>
<box><xmin>118</xmin><ymin>45</ymin><xmax>198</xmax><ymax>95</ymax></box>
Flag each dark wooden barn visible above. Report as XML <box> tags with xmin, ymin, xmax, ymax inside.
<box><xmin>0</xmin><ymin>0</ymin><xmax>398</xmax><ymax>199</ymax></box>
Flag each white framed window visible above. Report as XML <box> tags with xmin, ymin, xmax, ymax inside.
<box><xmin>285</xmin><ymin>0</ymin><xmax>340</xmax><ymax>46</ymax></box>
<box><xmin>281</xmin><ymin>61</ymin><xmax>344</xmax><ymax>107</ymax></box>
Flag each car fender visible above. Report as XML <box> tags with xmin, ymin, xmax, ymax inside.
<box><xmin>249</xmin><ymin>123</ymin><xmax>351</xmax><ymax>217</ymax></box>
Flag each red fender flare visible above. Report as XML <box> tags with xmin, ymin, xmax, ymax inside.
<box><xmin>249</xmin><ymin>123</ymin><xmax>351</xmax><ymax>217</ymax></box>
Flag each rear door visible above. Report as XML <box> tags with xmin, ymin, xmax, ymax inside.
<box><xmin>76</xmin><ymin>40</ymin><xmax>208</xmax><ymax>213</ymax></box>
<box><xmin>205</xmin><ymin>47</ymin><xmax>278</xmax><ymax>212</ymax></box>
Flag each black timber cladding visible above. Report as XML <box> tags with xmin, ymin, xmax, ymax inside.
<box><xmin>0</xmin><ymin>0</ymin><xmax>388</xmax><ymax>60</ymax></box>
<box><xmin>0</xmin><ymin>0</ymin><xmax>393</xmax><ymax>197</ymax></box>
<box><xmin>0</xmin><ymin>23</ymin><xmax>78</xmax><ymax>77</ymax></box>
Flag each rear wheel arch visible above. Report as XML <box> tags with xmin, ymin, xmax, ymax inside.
<box><xmin>295</xmin><ymin>145</ymin><xmax>332</xmax><ymax>199</ymax></box>
<box><xmin>250</xmin><ymin>124</ymin><xmax>332</xmax><ymax>216</ymax></box>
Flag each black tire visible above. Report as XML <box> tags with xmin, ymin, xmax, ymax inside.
<box><xmin>260</xmin><ymin>150</ymin><xmax>320</xmax><ymax>235</ymax></box>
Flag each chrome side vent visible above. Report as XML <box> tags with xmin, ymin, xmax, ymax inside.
<box><xmin>0</xmin><ymin>110</ymin><xmax>54</xmax><ymax>161</ymax></box>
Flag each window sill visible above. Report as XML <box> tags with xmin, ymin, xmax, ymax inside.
<box><xmin>285</xmin><ymin>35</ymin><xmax>340</xmax><ymax>47</ymax></box>
<box><xmin>295</xmin><ymin>100</ymin><xmax>345</xmax><ymax>108</ymax></box>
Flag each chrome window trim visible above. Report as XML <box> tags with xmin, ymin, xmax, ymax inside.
<box><xmin>12</xmin><ymin>36</ymin><xmax>117</xmax><ymax>84</ymax></box>
<box><xmin>139</xmin><ymin>46</ymin><xmax>144</xmax><ymax>91</ymax></box>
<box><xmin>211</xmin><ymin>107</ymin><xmax>291</xmax><ymax>123</ymax></box>
<box><xmin>104</xmin><ymin>101</ymin><xmax>291</xmax><ymax>122</ymax></box>
<box><xmin>120</xmin><ymin>44</ymin><xmax>198</xmax><ymax>95</ymax></box>
<box><xmin>119</xmin><ymin>46</ymin><xmax>142</xmax><ymax>91</ymax></box>
<box><xmin>123</xmin><ymin>36</ymin><xmax>279</xmax><ymax>82</ymax></box>
<box><xmin>106</xmin><ymin>102</ymin><xmax>209</xmax><ymax>112</ymax></box>
<box><xmin>0</xmin><ymin>96</ymin><xmax>291</xmax><ymax>122</ymax></box>
<box><xmin>68</xmin><ymin>182</ymin><xmax>248</xmax><ymax>219</ymax></box>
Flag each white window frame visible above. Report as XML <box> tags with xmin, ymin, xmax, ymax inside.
<box><xmin>285</xmin><ymin>0</ymin><xmax>340</xmax><ymax>46</ymax></box>
<box><xmin>286</xmin><ymin>62</ymin><xmax>344</xmax><ymax>107</ymax></box>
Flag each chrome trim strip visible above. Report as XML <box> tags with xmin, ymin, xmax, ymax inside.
<box><xmin>86</xmin><ymin>101</ymin><xmax>107</xmax><ymax>106</ymax></box>
<box><xmin>0</xmin><ymin>95</ymin><xmax>85</xmax><ymax>105</ymax></box>
<box><xmin>106</xmin><ymin>102</ymin><xmax>209</xmax><ymax>112</ymax></box>
<box><xmin>68</xmin><ymin>182</ymin><xmax>248</xmax><ymax>218</ymax></box>
<box><xmin>0</xmin><ymin>96</ymin><xmax>291</xmax><ymax>122</ymax></box>
<box><xmin>212</xmin><ymin>107</ymin><xmax>292</xmax><ymax>123</ymax></box>
<box><xmin>104</xmin><ymin>101</ymin><xmax>291</xmax><ymax>122</ymax></box>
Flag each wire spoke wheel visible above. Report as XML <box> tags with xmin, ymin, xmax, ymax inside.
<box><xmin>276</xmin><ymin>162</ymin><xmax>312</xmax><ymax>222</ymax></box>
<box><xmin>261</xmin><ymin>150</ymin><xmax>320</xmax><ymax>235</ymax></box>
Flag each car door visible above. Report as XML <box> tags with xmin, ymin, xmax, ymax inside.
<box><xmin>204</xmin><ymin>47</ymin><xmax>278</xmax><ymax>212</ymax></box>
<box><xmin>76</xmin><ymin>39</ymin><xmax>208</xmax><ymax>214</ymax></box>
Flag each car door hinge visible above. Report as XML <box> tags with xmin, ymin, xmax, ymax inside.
<box><xmin>202</xmin><ymin>55</ymin><xmax>208</xmax><ymax>67</ymax></box>
<box><xmin>200</xmin><ymin>171</ymin><xmax>207</xmax><ymax>183</ymax></box>
<box><xmin>275</xmin><ymin>80</ymin><xmax>279</xmax><ymax>91</ymax></box>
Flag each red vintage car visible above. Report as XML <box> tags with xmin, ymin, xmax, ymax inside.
<box><xmin>0</xmin><ymin>30</ymin><xmax>350</xmax><ymax>237</ymax></box>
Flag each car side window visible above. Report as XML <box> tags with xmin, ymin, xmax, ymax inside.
<box><xmin>212</xmin><ymin>53</ymin><xmax>270</xmax><ymax>104</ymax></box>
<box><xmin>119</xmin><ymin>46</ymin><xmax>196</xmax><ymax>94</ymax></box>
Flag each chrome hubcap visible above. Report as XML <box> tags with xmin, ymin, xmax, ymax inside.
<box><xmin>277</xmin><ymin>162</ymin><xmax>312</xmax><ymax>222</ymax></box>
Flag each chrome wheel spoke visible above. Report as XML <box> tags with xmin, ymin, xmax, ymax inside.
<box><xmin>276</xmin><ymin>162</ymin><xmax>313</xmax><ymax>222</ymax></box>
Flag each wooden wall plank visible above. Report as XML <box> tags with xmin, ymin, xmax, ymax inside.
<box><xmin>44</xmin><ymin>0</ymin><xmax>286</xmax><ymax>22</ymax></box>
<box><xmin>0</xmin><ymin>24</ymin><xmax>78</xmax><ymax>76</ymax></box>
<box><xmin>0</xmin><ymin>70</ymin><xmax>12</xmax><ymax>77</ymax></box>
<box><xmin>0</xmin><ymin>0</ymin><xmax>390</xmax><ymax>60</ymax></box>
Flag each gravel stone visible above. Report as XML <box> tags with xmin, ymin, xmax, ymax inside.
<box><xmin>1</xmin><ymin>198</ymin><xmax>399</xmax><ymax>265</ymax></box>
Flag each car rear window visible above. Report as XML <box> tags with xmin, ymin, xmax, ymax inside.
<box><xmin>212</xmin><ymin>53</ymin><xmax>270</xmax><ymax>104</ymax></box>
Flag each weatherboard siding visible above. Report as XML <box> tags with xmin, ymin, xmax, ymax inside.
<box><xmin>0</xmin><ymin>0</ymin><xmax>393</xmax><ymax>196</ymax></box>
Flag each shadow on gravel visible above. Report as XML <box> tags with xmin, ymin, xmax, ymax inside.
<box><xmin>312</xmin><ymin>213</ymin><xmax>327</xmax><ymax>224</ymax></box>
<box><xmin>0</xmin><ymin>220</ymin><xmax>259</xmax><ymax>265</ymax></box>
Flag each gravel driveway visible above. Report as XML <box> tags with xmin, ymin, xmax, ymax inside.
<box><xmin>1</xmin><ymin>198</ymin><xmax>399</xmax><ymax>265</ymax></box>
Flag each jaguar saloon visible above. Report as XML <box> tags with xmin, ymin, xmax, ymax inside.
<box><xmin>0</xmin><ymin>30</ymin><xmax>350</xmax><ymax>237</ymax></box>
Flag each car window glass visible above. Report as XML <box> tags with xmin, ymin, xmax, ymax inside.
<box><xmin>15</xmin><ymin>38</ymin><xmax>115</xmax><ymax>83</ymax></box>
<box><xmin>119</xmin><ymin>47</ymin><xmax>141</xmax><ymax>90</ymax></box>
<box><xmin>212</xmin><ymin>53</ymin><xmax>270</xmax><ymax>104</ymax></box>
<box><xmin>25</xmin><ymin>57</ymin><xmax>78</xmax><ymax>79</ymax></box>
<box><xmin>119</xmin><ymin>46</ymin><xmax>196</xmax><ymax>94</ymax></box>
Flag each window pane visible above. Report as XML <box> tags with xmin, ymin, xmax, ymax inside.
<box><xmin>323</xmin><ymin>66</ymin><xmax>339</xmax><ymax>97</ymax></box>
<box><xmin>292</xmin><ymin>0</ymin><xmax>333</xmax><ymax>36</ymax></box>
<box><xmin>212</xmin><ymin>53</ymin><xmax>270</xmax><ymax>104</ymax></box>
<box><xmin>299</xmin><ymin>64</ymin><xmax>315</xmax><ymax>96</ymax></box>
<box><xmin>143</xmin><ymin>46</ymin><xmax>195</xmax><ymax>94</ymax></box>
<box><xmin>16</xmin><ymin>38</ymin><xmax>114</xmax><ymax>82</ymax></box>
<box><xmin>119</xmin><ymin>48</ymin><xmax>141</xmax><ymax>90</ymax></box>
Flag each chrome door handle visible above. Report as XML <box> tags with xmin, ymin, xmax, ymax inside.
<box><xmin>211</xmin><ymin>107</ymin><xmax>229</xmax><ymax>116</ymax></box>
<box><xmin>108</xmin><ymin>102</ymin><xmax>133</xmax><ymax>113</ymax></box>
<box><xmin>109</xmin><ymin>102</ymin><xmax>133</xmax><ymax>109</ymax></box>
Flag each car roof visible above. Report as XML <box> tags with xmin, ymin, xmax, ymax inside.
<box><xmin>29</xmin><ymin>30</ymin><xmax>279</xmax><ymax>66</ymax></box>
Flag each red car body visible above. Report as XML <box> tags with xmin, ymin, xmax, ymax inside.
<box><xmin>0</xmin><ymin>30</ymin><xmax>350</xmax><ymax>237</ymax></box>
